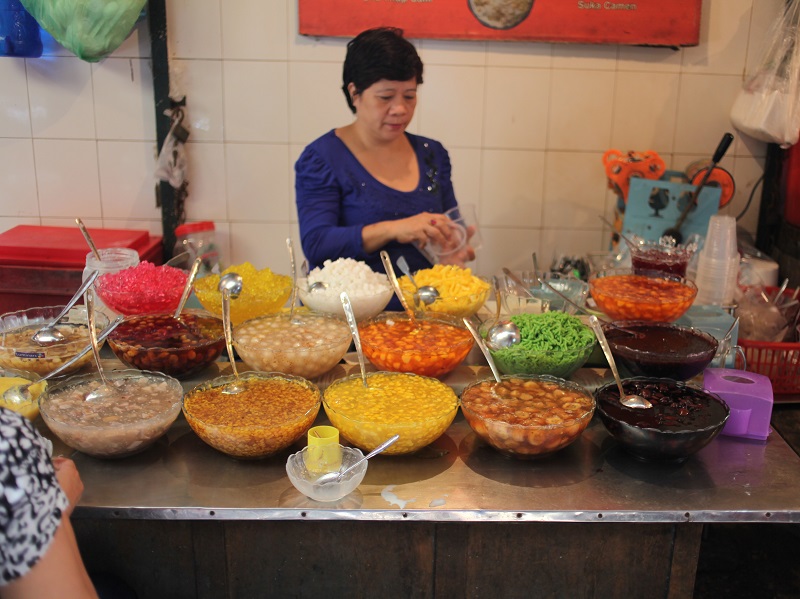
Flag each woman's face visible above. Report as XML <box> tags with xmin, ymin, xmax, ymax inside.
<box><xmin>351</xmin><ymin>78</ymin><xmax>418</xmax><ymax>141</ymax></box>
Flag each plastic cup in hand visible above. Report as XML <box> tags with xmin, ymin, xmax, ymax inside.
<box><xmin>445</xmin><ymin>203</ymin><xmax>482</xmax><ymax>251</ymax></box>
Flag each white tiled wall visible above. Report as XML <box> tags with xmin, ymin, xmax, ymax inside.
<box><xmin>0</xmin><ymin>0</ymin><xmax>784</xmax><ymax>277</ymax></box>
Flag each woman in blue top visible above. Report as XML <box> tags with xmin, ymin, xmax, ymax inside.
<box><xmin>295</xmin><ymin>27</ymin><xmax>476</xmax><ymax>296</ymax></box>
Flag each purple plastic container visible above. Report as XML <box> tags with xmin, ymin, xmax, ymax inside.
<box><xmin>703</xmin><ymin>368</ymin><xmax>773</xmax><ymax>441</ymax></box>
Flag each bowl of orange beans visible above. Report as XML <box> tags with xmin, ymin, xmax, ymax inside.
<box><xmin>460</xmin><ymin>374</ymin><xmax>595</xmax><ymax>459</ymax></box>
<box><xmin>357</xmin><ymin>312</ymin><xmax>474</xmax><ymax>377</ymax></box>
<box><xmin>588</xmin><ymin>268</ymin><xmax>697</xmax><ymax>322</ymax></box>
<box><xmin>323</xmin><ymin>371</ymin><xmax>459</xmax><ymax>454</ymax></box>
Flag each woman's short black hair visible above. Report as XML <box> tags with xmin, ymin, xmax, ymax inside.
<box><xmin>342</xmin><ymin>27</ymin><xmax>424</xmax><ymax>114</ymax></box>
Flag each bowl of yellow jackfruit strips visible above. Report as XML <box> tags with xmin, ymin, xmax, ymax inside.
<box><xmin>398</xmin><ymin>264</ymin><xmax>491</xmax><ymax>318</ymax></box>
<box><xmin>0</xmin><ymin>369</ymin><xmax>47</xmax><ymax>421</ymax></box>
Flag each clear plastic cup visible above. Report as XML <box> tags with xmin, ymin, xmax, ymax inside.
<box><xmin>694</xmin><ymin>252</ymin><xmax>739</xmax><ymax>305</ymax></box>
<box><xmin>445</xmin><ymin>204</ymin><xmax>482</xmax><ymax>251</ymax></box>
<box><xmin>702</xmin><ymin>214</ymin><xmax>738</xmax><ymax>261</ymax></box>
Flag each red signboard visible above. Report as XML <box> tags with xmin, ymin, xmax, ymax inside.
<box><xmin>299</xmin><ymin>0</ymin><xmax>702</xmax><ymax>47</ymax></box>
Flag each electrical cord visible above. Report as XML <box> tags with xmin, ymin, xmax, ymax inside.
<box><xmin>736</xmin><ymin>174</ymin><xmax>764</xmax><ymax>221</ymax></box>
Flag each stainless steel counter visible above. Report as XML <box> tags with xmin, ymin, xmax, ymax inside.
<box><xmin>42</xmin><ymin>361</ymin><xmax>800</xmax><ymax>525</ymax></box>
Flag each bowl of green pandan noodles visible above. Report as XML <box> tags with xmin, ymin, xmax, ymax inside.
<box><xmin>480</xmin><ymin>312</ymin><xmax>596</xmax><ymax>378</ymax></box>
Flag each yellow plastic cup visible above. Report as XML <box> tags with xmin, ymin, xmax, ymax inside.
<box><xmin>304</xmin><ymin>426</ymin><xmax>342</xmax><ymax>473</ymax></box>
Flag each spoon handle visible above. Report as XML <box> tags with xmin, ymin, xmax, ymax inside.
<box><xmin>501</xmin><ymin>268</ymin><xmax>536</xmax><ymax>300</ymax></box>
<box><xmin>588</xmin><ymin>316</ymin><xmax>626</xmax><ymax>400</ymax></box>
<box><xmin>173</xmin><ymin>257</ymin><xmax>202</xmax><ymax>319</ymax></box>
<box><xmin>380</xmin><ymin>251</ymin><xmax>417</xmax><ymax>324</ymax></box>
<box><xmin>338</xmin><ymin>434</ymin><xmax>400</xmax><ymax>479</ymax></box>
<box><xmin>85</xmin><ymin>290</ymin><xmax>110</xmax><ymax>386</ymax></box>
<box><xmin>76</xmin><ymin>218</ymin><xmax>102</xmax><ymax>261</ymax></box>
<box><xmin>286</xmin><ymin>238</ymin><xmax>299</xmax><ymax>320</ymax></box>
<box><xmin>462</xmin><ymin>317</ymin><xmax>502</xmax><ymax>383</ymax></box>
<box><xmin>221</xmin><ymin>289</ymin><xmax>240</xmax><ymax>381</ymax></box>
<box><xmin>33</xmin><ymin>270</ymin><xmax>99</xmax><ymax>341</ymax></box>
<box><xmin>340</xmin><ymin>292</ymin><xmax>368</xmax><ymax>388</ymax></box>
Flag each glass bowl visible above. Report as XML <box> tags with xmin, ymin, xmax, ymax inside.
<box><xmin>628</xmin><ymin>239</ymin><xmax>696</xmax><ymax>278</ymax></box>
<box><xmin>233</xmin><ymin>312</ymin><xmax>351</xmax><ymax>380</ymax></box>
<box><xmin>94</xmin><ymin>262</ymin><xmax>188</xmax><ymax>315</ymax></box>
<box><xmin>602</xmin><ymin>321</ymin><xmax>718</xmax><ymax>381</ymax></box>
<box><xmin>480</xmin><ymin>312</ymin><xmax>595</xmax><ymax>378</ymax></box>
<box><xmin>460</xmin><ymin>374</ymin><xmax>595</xmax><ymax>458</ymax></box>
<box><xmin>595</xmin><ymin>377</ymin><xmax>730</xmax><ymax>462</ymax></box>
<box><xmin>182</xmin><ymin>371</ymin><xmax>321</xmax><ymax>459</ymax></box>
<box><xmin>323</xmin><ymin>372</ymin><xmax>459</xmax><ymax>455</ymax></box>
<box><xmin>0</xmin><ymin>368</ymin><xmax>46</xmax><ymax>421</ymax></box>
<box><xmin>358</xmin><ymin>312</ymin><xmax>474</xmax><ymax>378</ymax></box>
<box><xmin>589</xmin><ymin>268</ymin><xmax>697</xmax><ymax>322</ymax></box>
<box><xmin>39</xmin><ymin>369</ymin><xmax>183</xmax><ymax>459</ymax></box>
<box><xmin>286</xmin><ymin>445</ymin><xmax>367</xmax><ymax>502</ymax></box>
<box><xmin>397</xmin><ymin>265</ymin><xmax>491</xmax><ymax>318</ymax></box>
<box><xmin>500</xmin><ymin>270</ymin><xmax>589</xmax><ymax>315</ymax></box>
<box><xmin>193</xmin><ymin>262</ymin><xmax>292</xmax><ymax>325</ymax></box>
<box><xmin>297</xmin><ymin>277</ymin><xmax>393</xmax><ymax>322</ymax></box>
<box><xmin>0</xmin><ymin>305</ymin><xmax>110</xmax><ymax>376</ymax></box>
<box><xmin>107</xmin><ymin>310</ymin><xmax>225</xmax><ymax>379</ymax></box>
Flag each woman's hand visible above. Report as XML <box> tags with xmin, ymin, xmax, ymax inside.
<box><xmin>362</xmin><ymin>211</ymin><xmax>455</xmax><ymax>253</ymax></box>
<box><xmin>438</xmin><ymin>224</ymin><xmax>477</xmax><ymax>267</ymax></box>
<box><xmin>52</xmin><ymin>457</ymin><xmax>84</xmax><ymax>516</ymax></box>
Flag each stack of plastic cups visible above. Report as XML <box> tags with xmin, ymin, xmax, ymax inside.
<box><xmin>694</xmin><ymin>215</ymin><xmax>739</xmax><ymax>306</ymax></box>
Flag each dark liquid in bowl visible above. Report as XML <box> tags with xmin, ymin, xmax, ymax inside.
<box><xmin>605</xmin><ymin>323</ymin><xmax>717</xmax><ymax>380</ymax></box>
<box><xmin>630</xmin><ymin>249</ymin><xmax>691</xmax><ymax>277</ymax></box>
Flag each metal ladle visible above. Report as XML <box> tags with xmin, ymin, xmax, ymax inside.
<box><xmin>76</xmin><ymin>217</ymin><xmax>101</xmax><ymax>261</ymax></box>
<box><xmin>315</xmin><ymin>434</ymin><xmax>400</xmax><ymax>486</ymax></box>
<box><xmin>303</xmin><ymin>260</ymin><xmax>329</xmax><ymax>293</ymax></box>
<box><xmin>462</xmin><ymin>317</ymin><xmax>502</xmax><ymax>383</ymax></box>
<box><xmin>588</xmin><ymin>315</ymin><xmax>652</xmax><ymax>410</ymax></box>
<box><xmin>380</xmin><ymin>251</ymin><xmax>418</xmax><ymax>325</ymax></box>
<box><xmin>84</xmin><ymin>290</ymin><xmax>113</xmax><ymax>402</ymax></box>
<box><xmin>397</xmin><ymin>255</ymin><xmax>439</xmax><ymax>306</ymax></box>
<box><xmin>2</xmin><ymin>316</ymin><xmax>122</xmax><ymax>405</ymax></box>
<box><xmin>340</xmin><ymin>292</ymin><xmax>368</xmax><ymax>388</ymax></box>
<box><xmin>173</xmin><ymin>257</ymin><xmax>202</xmax><ymax>319</ymax></box>
<box><xmin>218</xmin><ymin>272</ymin><xmax>246</xmax><ymax>395</ymax></box>
<box><xmin>31</xmin><ymin>270</ymin><xmax>100</xmax><ymax>346</ymax></box>
<box><xmin>286</xmin><ymin>238</ymin><xmax>304</xmax><ymax>324</ymax></box>
<box><xmin>485</xmin><ymin>275</ymin><xmax>520</xmax><ymax>350</ymax></box>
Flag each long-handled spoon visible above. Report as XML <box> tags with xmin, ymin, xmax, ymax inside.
<box><xmin>31</xmin><ymin>270</ymin><xmax>100</xmax><ymax>346</ymax></box>
<box><xmin>218</xmin><ymin>272</ymin><xmax>246</xmax><ymax>394</ymax></box>
<box><xmin>303</xmin><ymin>260</ymin><xmax>328</xmax><ymax>292</ymax></box>
<box><xmin>173</xmin><ymin>257</ymin><xmax>202</xmax><ymax>319</ymax></box>
<box><xmin>380</xmin><ymin>251</ymin><xmax>417</xmax><ymax>324</ymax></box>
<box><xmin>588</xmin><ymin>316</ymin><xmax>652</xmax><ymax>409</ymax></box>
<box><xmin>84</xmin><ymin>290</ymin><xmax>113</xmax><ymax>402</ymax></box>
<box><xmin>315</xmin><ymin>434</ymin><xmax>400</xmax><ymax>485</ymax></box>
<box><xmin>397</xmin><ymin>255</ymin><xmax>439</xmax><ymax>306</ymax></box>
<box><xmin>462</xmin><ymin>317</ymin><xmax>502</xmax><ymax>383</ymax></box>
<box><xmin>485</xmin><ymin>275</ymin><xmax>520</xmax><ymax>350</ymax></box>
<box><xmin>76</xmin><ymin>217</ymin><xmax>101</xmax><ymax>261</ymax></box>
<box><xmin>2</xmin><ymin>316</ymin><xmax>122</xmax><ymax>405</ymax></box>
<box><xmin>286</xmin><ymin>238</ymin><xmax>303</xmax><ymax>324</ymax></box>
<box><xmin>340</xmin><ymin>292</ymin><xmax>368</xmax><ymax>388</ymax></box>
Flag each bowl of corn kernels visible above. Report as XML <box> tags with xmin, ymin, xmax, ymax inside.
<box><xmin>323</xmin><ymin>371</ymin><xmax>459</xmax><ymax>455</ymax></box>
<box><xmin>397</xmin><ymin>264</ymin><xmax>491</xmax><ymax>318</ymax></box>
<box><xmin>193</xmin><ymin>262</ymin><xmax>292</xmax><ymax>325</ymax></box>
<box><xmin>183</xmin><ymin>371</ymin><xmax>321</xmax><ymax>459</ymax></box>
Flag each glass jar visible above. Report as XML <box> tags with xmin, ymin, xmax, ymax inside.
<box><xmin>83</xmin><ymin>248</ymin><xmax>140</xmax><ymax>319</ymax></box>
<box><xmin>173</xmin><ymin>221</ymin><xmax>220</xmax><ymax>278</ymax></box>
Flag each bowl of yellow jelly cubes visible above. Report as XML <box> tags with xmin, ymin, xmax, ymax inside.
<box><xmin>398</xmin><ymin>264</ymin><xmax>490</xmax><ymax>318</ymax></box>
<box><xmin>0</xmin><ymin>369</ymin><xmax>47</xmax><ymax>421</ymax></box>
<box><xmin>193</xmin><ymin>262</ymin><xmax>292</xmax><ymax>325</ymax></box>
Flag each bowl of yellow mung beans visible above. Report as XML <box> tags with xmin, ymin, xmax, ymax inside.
<box><xmin>194</xmin><ymin>262</ymin><xmax>292</xmax><ymax>325</ymax></box>
<box><xmin>183</xmin><ymin>371</ymin><xmax>321</xmax><ymax>459</ymax></box>
<box><xmin>323</xmin><ymin>372</ymin><xmax>459</xmax><ymax>455</ymax></box>
<box><xmin>398</xmin><ymin>264</ymin><xmax>491</xmax><ymax>318</ymax></box>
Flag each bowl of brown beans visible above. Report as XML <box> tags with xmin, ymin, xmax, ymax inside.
<box><xmin>39</xmin><ymin>369</ymin><xmax>183</xmax><ymax>459</ymax></box>
<box><xmin>357</xmin><ymin>312</ymin><xmax>474</xmax><ymax>378</ymax></box>
<box><xmin>460</xmin><ymin>374</ymin><xmax>595</xmax><ymax>459</ymax></box>
<box><xmin>183</xmin><ymin>371</ymin><xmax>321</xmax><ymax>459</ymax></box>
<box><xmin>588</xmin><ymin>268</ymin><xmax>697</xmax><ymax>322</ymax></box>
<box><xmin>595</xmin><ymin>377</ymin><xmax>729</xmax><ymax>462</ymax></box>
<box><xmin>233</xmin><ymin>312</ymin><xmax>351</xmax><ymax>380</ymax></box>
<box><xmin>107</xmin><ymin>310</ymin><xmax>225</xmax><ymax>379</ymax></box>
<box><xmin>323</xmin><ymin>372</ymin><xmax>459</xmax><ymax>455</ymax></box>
<box><xmin>0</xmin><ymin>305</ymin><xmax>110</xmax><ymax>376</ymax></box>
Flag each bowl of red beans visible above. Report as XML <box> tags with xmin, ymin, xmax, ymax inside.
<box><xmin>588</xmin><ymin>268</ymin><xmax>697</xmax><ymax>322</ymax></box>
<box><xmin>595</xmin><ymin>377</ymin><xmax>729</xmax><ymax>462</ymax></box>
<box><xmin>94</xmin><ymin>262</ymin><xmax>188</xmax><ymax>316</ymax></box>
<box><xmin>460</xmin><ymin>374</ymin><xmax>595</xmax><ymax>459</ymax></box>
<box><xmin>107</xmin><ymin>310</ymin><xmax>225</xmax><ymax>379</ymax></box>
<box><xmin>357</xmin><ymin>312</ymin><xmax>474</xmax><ymax>378</ymax></box>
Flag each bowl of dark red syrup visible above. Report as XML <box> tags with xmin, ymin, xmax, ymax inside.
<box><xmin>602</xmin><ymin>321</ymin><xmax>718</xmax><ymax>381</ymax></box>
<box><xmin>595</xmin><ymin>378</ymin><xmax>729</xmax><ymax>462</ymax></box>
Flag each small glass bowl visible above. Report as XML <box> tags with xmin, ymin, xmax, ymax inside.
<box><xmin>286</xmin><ymin>445</ymin><xmax>367</xmax><ymax>502</ymax></box>
<box><xmin>500</xmin><ymin>270</ymin><xmax>589</xmax><ymax>315</ymax></box>
<box><xmin>589</xmin><ymin>268</ymin><xmax>697</xmax><ymax>322</ymax></box>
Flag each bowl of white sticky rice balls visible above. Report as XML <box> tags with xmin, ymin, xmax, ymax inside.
<box><xmin>298</xmin><ymin>258</ymin><xmax>393</xmax><ymax>321</ymax></box>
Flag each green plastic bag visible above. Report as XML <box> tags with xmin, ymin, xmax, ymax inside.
<box><xmin>19</xmin><ymin>0</ymin><xmax>146</xmax><ymax>62</ymax></box>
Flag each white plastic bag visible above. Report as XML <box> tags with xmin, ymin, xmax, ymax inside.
<box><xmin>730</xmin><ymin>0</ymin><xmax>800</xmax><ymax>148</ymax></box>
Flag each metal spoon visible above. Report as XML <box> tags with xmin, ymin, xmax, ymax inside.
<box><xmin>218</xmin><ymin>272</ymin><xmax>246</xmax><ymax>395</ymax></box>
<box><xmin>84</xmin><ymin>290</ymin><xmax>113</xmax><ymax>402</ymax></box>
<box><xmin>31</xmin><ymin>270</ymin><xmax>100</xmax><ymax>346</ymax></box>
<box><xmin>286</xmin><ymin>238</ymin><xmax>303</xmax><ymax>324</ymax></box>
<box><xmin>2</xmin><ymin>316</ymin><xmax>122</xmax><ymax>405</ymax></box>
<box><xmin>462</xmin><ymin>317</ymin><xmax>502</xmax><ymax>383</ymax></box>
<box><xmin>76</xmin><ymin>217</ymin><xmax>101</xmax><ymax>261</ymax></box>
<box><xmin>397</xmin><ymin>255</ymin><xmax>439</xmax><ymax>306</ymax></box>
<box><xmin>380</xmin><ymin>251</ymin><xmax>417</xmax><ymax>324</ymax></box>
<box><xmin>485</xmin><ymin>275</ymin><xmax>520</xmax><ymax>350</ymax></box>
<box><xmin>340</xmin><ymin>292</ymin><xmax>368</xmax><ymax>388</ymax></box>
<box><xmin>173</xmin><ymin>257</ymin><xmax>202</xmax><ymax>319</ymax></box>
<box><xmin>302</xmin><ymin>260</ymin><xmax>329</xmax><ymax>292</ymax></box>
<box><xmin>588</xmin><ymin>315</ymin><xmax>652</xmax><ymax>410</ymax></box>
<box><xmin>315</xmin><ymin>434</ymin><xmax>400</xmax><ymax>486</ymax></box>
